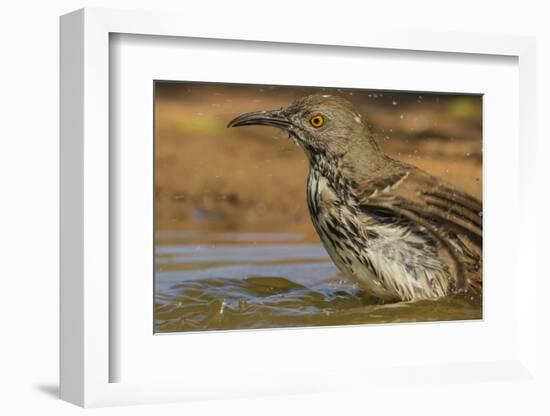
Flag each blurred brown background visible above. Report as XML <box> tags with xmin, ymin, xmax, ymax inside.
<box><xmin>155</xmin><ymin>82</ymin><xmax>482</xmax><ymax>241</ymax></box>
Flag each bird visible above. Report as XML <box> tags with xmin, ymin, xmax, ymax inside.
<box><xmin>227</xmin><ymin>94</ymin><xmax>482</xmax><ymax>302</ymax></box>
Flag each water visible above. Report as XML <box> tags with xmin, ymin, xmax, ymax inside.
<box><xmin>155</xmin><ymin>232</ymin><xmax>482</xmax><ymax>333</ymax></box>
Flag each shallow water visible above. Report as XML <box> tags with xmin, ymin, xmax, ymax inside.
<box><xmin>154</xmin><ymin>232</ymin><xmax>482</xmax><ymax>333</ymax></box>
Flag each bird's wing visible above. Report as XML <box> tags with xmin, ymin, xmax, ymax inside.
<box><xmin>357</xmin><ymin>167</ymin><xmax>482</xmax><ymax>291</ymax></box>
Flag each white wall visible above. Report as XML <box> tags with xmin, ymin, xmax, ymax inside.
<box><xmin>1</xmin><ymin>1</ymin><xmax>548</xmax><ymax>414</ymax></box>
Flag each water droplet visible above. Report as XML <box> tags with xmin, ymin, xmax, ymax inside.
<box><xmin>392</xmin><ymin>100</ymin><xmax>398</xmax><ymax>106</ymax></box>
<box><xmin>219</xmin><ymin>300</ymin><xmax>227</xmax><ymax>315</ymax></box>
<box><xmin>399</xmin><ymin>114</ymin><xmax>404</xmax><ymax>120</ymax></box>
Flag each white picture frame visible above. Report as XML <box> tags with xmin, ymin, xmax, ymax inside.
<box><xmin>60</xmin><ymin>7</ymin><xmax>539</xmax><ymax>408</ymax></box>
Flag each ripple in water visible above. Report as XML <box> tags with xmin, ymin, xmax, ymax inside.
<box><xmin>154</xmin><ymin>232</ymin><xmax>482</xmax><ymax>333</ymax></box>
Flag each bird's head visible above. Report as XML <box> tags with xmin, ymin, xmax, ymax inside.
<box><xmin>228</xmin><ymin>94</ymin><xmax>383</xmax><ymax>170</ymax></box>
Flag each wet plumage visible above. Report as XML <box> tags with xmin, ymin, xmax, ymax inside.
<box><xmin>228</xmin><ymin>94</ymin><xmax>482</xmax><ymax>302</ymax></box>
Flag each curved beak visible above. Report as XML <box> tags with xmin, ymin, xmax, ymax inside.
<box><xmin>227</xmin><ymin>109</ymin><xmax>293</xmax><ymax>131</ymax></box>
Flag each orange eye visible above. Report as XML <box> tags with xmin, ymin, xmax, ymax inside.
<box><xmin>309</xmin><ymin>114</ymin><xmax>324</xmax><ymax>128</ymax></box>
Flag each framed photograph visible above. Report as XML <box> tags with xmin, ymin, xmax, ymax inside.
<box><xmin>60</xmin><ymin>8</ymin><xmax>539</xmax><ymax>408</ymax></box>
